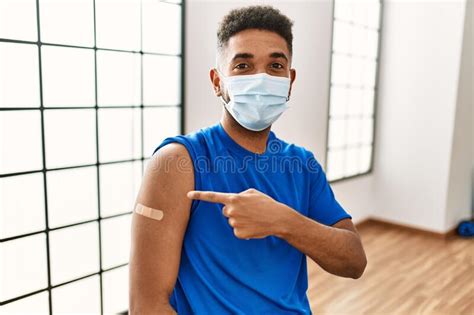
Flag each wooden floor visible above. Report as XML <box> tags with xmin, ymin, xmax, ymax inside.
<box><xmin>307</xmin><ymin>220</ymin><xmax>474</xmax><ymax>315</ymax></box>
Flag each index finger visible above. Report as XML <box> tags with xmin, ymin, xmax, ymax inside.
<box><xmin>187</xmin><ymin>190</ymin><xmax>235</xmax><ymax>204</ymax></box>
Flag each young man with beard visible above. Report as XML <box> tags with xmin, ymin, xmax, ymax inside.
<box><xmin>130</xmin><ymin>5</ymin><xmax>367</xmax><ymax>314</ymax></box>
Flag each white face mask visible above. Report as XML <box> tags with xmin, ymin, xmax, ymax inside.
<box><xmin>217</xmin><ymin>70</ymin><xmax>291</xmax><ymax>132</ymax></box>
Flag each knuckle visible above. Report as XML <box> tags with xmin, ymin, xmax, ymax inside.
<box><xmin>222</xmin><ymin>206</ymin><xmax>233</xmax><ymax>217</ymax></box>
<box><xmin>233</xmin><ymin>228</ymin><xmax>245</xmax><ymax>239</ymax></box>
<box><xmin>228</xmin><ymin>195</ymin><xmax>239</xmax><ymax>203</ymax></box>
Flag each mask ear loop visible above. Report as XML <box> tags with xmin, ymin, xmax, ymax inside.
<box><xmin>220</xmin><ymin>95</ymin><xmax>229</xmax><ymax>106</ymax></box>
<box><xmin>216</xmin><ymin>69</ymin><xmax>231</xmax><ymax>106</ymax></box>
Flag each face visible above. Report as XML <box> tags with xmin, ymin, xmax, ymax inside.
<box><xmin>210</xmin><ymin>29</ymin><xmax>296</xmax><ymax>103</ymax></box>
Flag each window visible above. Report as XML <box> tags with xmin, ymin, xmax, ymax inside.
<box><xmin>325</xmin><ymin>0</ymin><xmax>382</xmax><ymax>182</ymax></box>
<box><xmin>0</xmin><ymin>0</ymin><xmax>184</xmax><ymax>313</ymax></box>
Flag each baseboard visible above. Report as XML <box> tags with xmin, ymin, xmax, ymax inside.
<box><xmin>354</xmin><ymin>217</ymin><xmax>458</xmax><ymax>240</ymax></box>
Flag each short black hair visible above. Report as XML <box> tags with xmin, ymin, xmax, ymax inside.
<box><xmin>217</xmin><ymin>5</ymin><xmax>294</xmax><ymax>57</ymax></box>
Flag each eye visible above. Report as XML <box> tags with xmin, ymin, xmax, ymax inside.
<box><xmin>235</xmin><ymin>63</ymin><xmax>249</xmax><ymax>69</ymax></box>
<box><xmin>271</xmin><ymin>63</ymin><xmax>284</xmax><ymax>69</ymax></box>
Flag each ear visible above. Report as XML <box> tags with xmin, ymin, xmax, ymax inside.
<box><xmin>288</xmin><ymin>68</ymin><xmax>296</xmax><ymax>99</ymax></box>
<box><xmin>210</xmin><ymin>68</ymin><xmax>222</xmax><ymax>97</ymax></box>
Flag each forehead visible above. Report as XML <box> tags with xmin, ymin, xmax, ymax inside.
<box><xmin>224</xmin><ymin>29</ymin><xmax>290</xmax><ymax>60</ymax></box>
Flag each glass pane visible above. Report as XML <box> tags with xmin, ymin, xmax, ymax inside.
<box><xmin>359</xmin><ymin>144</ymin><xmax>372</xmax><ymax>173</ymax></box>
<box><xmin>363</xmin><ymin>59</ymin><xmax>377</xmax><ymax>88</ymax></box>
<box><xmin>39</xmin><ymin>0</ymin><xmax>94</xmax><ymax>47</ymax></box>
<box><xmin>351</xmin><ymin>27</ymin><xmax>368</xmax><ymax>57</ymax></box>
<box><xmin>353</xmin><ymin>2</ymin><xmax>368</xmax><ymax>26</ymax></box>
<box><xmin>367</xmin><ymin>29</ymin><xmax>379</xmax><ymax>58</ymax></box>
<box><xmin>47</xmin><ymin>166</ymin><xmax>98</xmax><ymax>228</ymax></box>
<box><xmin>143</xmin><ymin>55</ymin><xmax>181</xmax><ymax>106</ymax></box>
<box><xmin>143</xmin><ymin>158</ymin><xmax>150</xmax><ymax>174</ymax></box>
<box><xmin>349</xmin><ymin>57</ymin><xmax>363</xmax><ymax>87</ymax></box>
<box><xmin>101</xmin><ymin>214</ymin><xmax>132</xmax><ymax>269</ymax></box>
<box><xmin>361</xmin><ymin>117</ymin><xmax>374</xmax><ymax>144</ymax></box>
<box><xmin>345</xmin><ymin>146</ymin><xmax>359</xmax><ymax>176</ymax></box>
<box><xmin>100</xmin><ymin>161</ymin><xmax>142</xmax><ymax>217</ymax></box>
<box><xmin>347</xmin><ymin>88</ymin><xmax>363</xmax><ymax>116</ymax></box>
<box><xmin>326</xmin><ymin>149</ymin><xmax>344</xmax><ymax>181</ymax></box>
<box><xmin>362</xmin><ymin>89</ymin><xmax>375</xmax><ymax>116</ymax></box>
<box><xmin>95</xmin><ymin>0</ymin><xmax>141</xmax><ymax>51</ymax></box>
<box><xmin>0</xmin><ymin>42</ymin><xmax>40</xmax><ymax>107</ymax></box>
<box><xmin>143</xmin><ymin>107</ymin><xmax>181</xmax><ymax>157</ymax></box>
<box><xmin>44</xmin><ymin>109</ymin><xmax>96</xmax><ymax>169</ymax></box>
<box><xmin>346</xmin><ymin>118</ymin><xmax>361</xmax><ymax>146</ymax></box>
<box><xmin>329</xmin><ymin>86</ymin><xmax>347</xmax><ymax>118</ymax></box>
<box><xmin>41</xmin><ymin>46</ymin><xmax>95</xmax><ymax>107</ymax></box>
<box><xmin>49</xmin><ymin>222</ymin><xmax>100</xmax><ymax>285</ymax></box>
<box><xmin>327</xmin><ymin>118</ymin><xmax>346</xmax><ymax>149</ymax></box>
<box><xmin>331</xmin><ymin>54</ymin><xmax>349</xmax><ymax>85</ymax></box>
<box><xmin>332</xmin><ymin>20</ymin><xmax>351</xmax><ymax>53</ymax></box>
<box><xmin>142</xmin><ymin>0</ymin><xmax>181</xmax><ymax>55</ymax></box>
<box><xmin>98</xmin><ymin>108</ymin><xmax>141</xmax><ymax>163</ymax></box>
<box><xmin>52</xmin><ymin>275</ymin><xmax>100</xmax><ymax>313</ymax></box>
<box><xmin>367</xmin><ymin>1</ymin><xmax>381</xmax><ymax>28</ymax></box>
<box><xmin>0</xmin><ymin>0</ymin><xmax>37</xmax><ymax>41</ymax></box>
<box><xmin>0</xmin><ymin>110</ymin><xmax>43</xmax><ymax>174</ymax></box>
<box><xmin>103</xmin><ymin>266</ymin><xmax>129</xmax><ymax>314</ymax></box>
<box><xmin>334</xmin><ymin>0</ymin><xmax>353</xmax><ymax>21</ymax></box>
<box><xmin>97</xmin><ymin>50</ymin><xmax>141</xmax><ymax>106</ymax></box>
<box><xmin>0</xmin><ymin>291</ymin><xmax>49</xmax><ymax>314</ymax></box>
<box><xmin>0</xmin><ymin>173</ymin><xmax>45</xmax><ymax>239</ymax></box>
<box><xmin>0</xmin><ymin>234</ymin><xmax>48</xmax><ymax>301</ymax></box>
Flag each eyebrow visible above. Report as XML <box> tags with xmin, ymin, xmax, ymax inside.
<box><xmin>269</xmin><ymin>52</ymin><xmax>288</xmax><ymax>62</ymax></box>
<box><xmin>231</xmin><ymin>52</ymin><xmax>254</xmax><ymax>61</ymax></box>
<box><xmin>231</xmin><ymin>52</ymin><xmax>289</xmax><ymax>62</ymax></box>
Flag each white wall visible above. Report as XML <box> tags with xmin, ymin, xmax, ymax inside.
<box><xmin>185</xmin><ymin>0</ymin><xmax>374</xmax><ymax>224</ymax></box>
<box><xmin>372</xmin><ymin>0</ymin><xmax>468</xmax><ymax>233</ymax></box>
<box><xmin>445</xmin><ymin>0</ymin><xmax>473</xmax><ymax>229</ymax></box>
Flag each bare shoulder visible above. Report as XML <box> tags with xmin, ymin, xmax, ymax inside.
<box><xmin>147</xmin><ymin>142</ymin><xmax>193</xmax><ymax>177</ymax></box>
<box><xmin>137</xmin><ymin>142</ymin><xmax>194</xmax><ymax>217</ymax></box>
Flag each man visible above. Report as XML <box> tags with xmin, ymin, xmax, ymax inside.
<box><xmin>129</xmin><ymin>5</ymin><xmax>367</xmax><ymax>314</ymax></box>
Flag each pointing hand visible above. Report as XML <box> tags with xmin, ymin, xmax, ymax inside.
<box><xmin>187</xmin><ymin>188</ymin><xmax>292</xmax><ymax>240</ymax></box>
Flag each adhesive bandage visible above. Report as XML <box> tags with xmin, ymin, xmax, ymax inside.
<box><xmin>134</xmin><ymin>203</ymin><xmax>164</xmax><ymax>221</ymax></box>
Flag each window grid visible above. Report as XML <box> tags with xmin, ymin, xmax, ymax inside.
<box><xmin>325</xmin><ymin>0</ymin><xmax>383</xmax><ymax>182</ymax></box>
<box><xmin>0</xmin><ymin>0</ymin><xmax>185</xmax><ymax>313</ymax></box>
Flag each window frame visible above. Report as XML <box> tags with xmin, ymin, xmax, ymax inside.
<box><xmin>324</xmin><ymin>0</ymin><xmax>383</xmax><ymax>183</ymax></box>
<box><xmin>0</xmin><ymin>0</ymin><xmax>185</xmax><ymax>313</ymax></box>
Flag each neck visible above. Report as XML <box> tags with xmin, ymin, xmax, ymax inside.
<box><xmin>220</xmin><ymin>110</ymin><xmax>270</xmax><ymax>154</ymax></box>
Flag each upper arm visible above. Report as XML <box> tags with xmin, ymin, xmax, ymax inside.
<box><xmin>129</xmin><ymin>143</ymin><xmax>194</xmax><ymax>311</ymax></box>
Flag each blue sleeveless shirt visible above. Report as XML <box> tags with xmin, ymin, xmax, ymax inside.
<box><xmin>152</xmin><ymin>122</ymin><xmax>352</xmax><ymax>315</ymax></box>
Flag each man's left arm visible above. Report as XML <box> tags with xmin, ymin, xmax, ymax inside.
<box><xmin>279</xmin><ymin>154</ymin><xmax>367</xmax><ymax>279</ymax></box>
<box><xmin>187</xmin><ymin>188</ymin><xmax>367</xmax><ymax>279</ymax></box>
<box><xmin>274</xmin><ymin>204</ymin><xmax>367</xmax><ymax>279</ymax></box>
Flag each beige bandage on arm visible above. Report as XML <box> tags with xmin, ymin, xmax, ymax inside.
<box><xmin>134</xmin><ymin>203</ymin><xmax>164</xmax><ymax>221</ymax></box>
